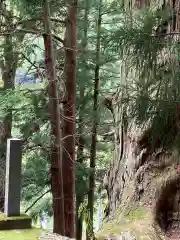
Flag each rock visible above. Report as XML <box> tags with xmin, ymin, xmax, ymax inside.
<box><xmin>119</xmin><ymin>232</ymin><xmax>136</xmax><ymax>240</ymax></box>
<box><xmin>104</xmin><ymin>232</ymin><xmax>136</xmax><ymax>240</ymax></box>
<box><xmin>39</xmin><ymin>232</ymin><xmax>75</xmax><ymax>240</ymax></box>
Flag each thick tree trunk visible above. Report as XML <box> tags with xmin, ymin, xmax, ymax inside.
<box><xmin>99</xmin><ymin>90</ymin><xmax>180</xmax><ymax>239</ymax></box>
<box><xmin>98</xmin><ymin>2</ymin><xmax>180</xmax><ymax>240</ymax></box>
<box><xmin>62</xmin><ymin>0</ymin><xmax>77</xmax><ymax>237</ymax></box>
<box><xmin>106</xmin><ymin>0</ymin><xmax>180</xmax><ymax>219</ymax></box>
<box><xmin>43</xmin><ymin>0</ymin><xmax>65</xmax><ymax>235</ymax></box>
<box><xmin>86</xmin><ymin>1</ymin><xmax>102</xmax><ymax>239</ymax></box>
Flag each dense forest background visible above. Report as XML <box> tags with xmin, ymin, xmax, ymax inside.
<box><xmin>0</xmin><ymin>0</ymin><xmax>119</xmax><ymax>239</ymax></box>
<box><xmin>1</xmin><ymin>0</ymin><xmax>180</xmax><ymax>240</ymax></box>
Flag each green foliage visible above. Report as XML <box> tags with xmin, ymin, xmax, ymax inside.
<box><xmin>22</xmin><ymin>150</ymin><xmax>49</xmax><ymax>194</ymax></box>
<box><xmin>105</xmin><ymin>7</ymin><xmax>180</xmax><ymax>150</ymax></box>
<box><xmin>3</xmin><ymin>0</ymin><xmax>180</xmax><ymax>233</ymax></box>
<box><xmin>76</xmin><ymin>162</ymin><xmax>90</xmax><ymax>200</ymax></box>
<box><xmin>28</xmin><ymin>193</ymin><xmax>52</xmax><ymax>222</ymax></box>
<box><xmin>2</xmin><ymin>0</ymin><xmax>120</xmax><ymax>227</ymax></box>
<box><xmin>10</xmin><ymin>0</ymin><xmax>65</xmax><ymax>16</ymax></box>
<box><xmin>10</xmin><ymin>0</ymin><xmax>42</xmax><ymax>16</ymax></box>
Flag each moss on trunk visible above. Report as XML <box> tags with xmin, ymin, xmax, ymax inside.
<box><xmin>98</xmin><ymin>92</ymin><xmax>180</xmax><ymax>239</ymax></box>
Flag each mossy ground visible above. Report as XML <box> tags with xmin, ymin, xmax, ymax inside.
<box><xmin>0</xmin><ymin>228</ymin><xmax>43</xmax><ymax>240</ymax></box>
<box><xmin>0</xmin><ymin>213</ymin><xmax>43</xmax><ymax>239</ymax></box>
<box><xmin>96</xmin><ymin>206</ymin><xmax>164</xmax><ymax>240</ymax></box>
<box><xmin>0</xmin><ymin>213</ymin><xmax>31</xmax><ymax>221</ymax></box>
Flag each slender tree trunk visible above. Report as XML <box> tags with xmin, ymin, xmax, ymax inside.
<box><xmin>76</xmin><ymin>92</ymin><xmax>85</xmax><ymax>240</ymax></box>
<box><xmin>3</xmin><ymin>32</ymin><xmax>15</xmax><ymax>140</ymax></box>
<box><xmin>76</xmin><ymin>1</ymin><xmax>89</xmax><ymax>239</ymax></box>
<box><xmin>86</xmin><ymin>1</ymin><xmax>102</xmax><ymax>239</ymax></box>
<box><xmin>76</xmin><ymin>215</ymin><xmax>83</xmax><ymax>240</ymax></box>
<box><xmin>62</xmin><ymin>0</ymin><xmax>78</xmax><ymax>237</ymax></box>
<box><xmin>43</xmin><ymin>0</ymin><xmax>65</xmax><ymax>235</ymax></box>
<box><xmin>76</xmin><ymin>120</ymin><xmax>85</xmax><ymax>240</ymax></box>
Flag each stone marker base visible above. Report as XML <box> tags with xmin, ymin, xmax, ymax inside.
<box><xmin>0</xmin><ymin>213</ymin><xmax>32</xmax><ymax>230</ymax></box>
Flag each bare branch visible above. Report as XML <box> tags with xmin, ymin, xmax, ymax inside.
<box><xmin>25</xmin><ymin>189</ymin><xmax>51</xmax><ymax>213</ymax></box>
<box><xmin>0</xmin><ymin>29</ymin><xmax>65</xmax><ymax>44</ymax></box>
<box><xmin>17</xmin><ymin>17</ymin><xmax>66</xmax><ymax>25</ymax></box>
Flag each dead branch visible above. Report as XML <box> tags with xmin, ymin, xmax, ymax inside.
<box><xmin>25</xmin><ymin>189</ymin><xmax>51</xmax><ymax>213</ymax></box>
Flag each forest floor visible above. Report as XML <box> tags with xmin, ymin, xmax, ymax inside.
<box><xmin>0</xmin><ymin>228</ymin><xmax>43</xmax><ymax>240</ymax></box>
<box><xmin>96</xmin><ymin>206</ymin><xmax>164</xmax><ymax>240</ymax></box>
<box><xmin>96</xmin><ymin>205</ymin><xmax>180</xmax><ymax>239</ymax></box>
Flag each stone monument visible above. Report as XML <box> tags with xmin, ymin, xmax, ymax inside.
<box><xmin>0</xmin><ymin>138</ymin><xmax>32</xmax><ymax>230</ymax></box>
<box><xmin>4</xmin><ymin>138</ymin><xmax>22</xmax><ymax>217</ymax></box>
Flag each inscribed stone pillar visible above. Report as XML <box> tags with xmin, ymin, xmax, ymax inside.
<box><xmin>4</xmin><ymin>138</ymin><xmax>22</xmax><ymax>217</ymax></box>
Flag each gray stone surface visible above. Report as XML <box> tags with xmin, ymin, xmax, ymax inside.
<box><xmin>39</xmin><ymin>232</ymin><xmax>75</xmax><ymax>240</ymax></box>
<box><xmin>104</xmin><ymin>232</ymin><xmax>136</xmax><ymax>240</ymax></box>
<box><xmin>4</xmin><ymin>138</ymin><xmax>22</xmax><ymax>217</ymax></box>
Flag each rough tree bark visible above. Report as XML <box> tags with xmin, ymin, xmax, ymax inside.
<box><xmin>62</xmin><ymin>0</ymin><xmax>78</xmax><ymax>237</ymax></box>
<box><xmin>100</xmin><ymin>2</ymin><xmax>180</xmax><ymax>239</ymax></box>
<box><xmin>101</xmin><ymin>90</ymin><xmax>180</xmax><ymax>240</ymax></box>
<box><xmin>86</xmin><ymin>1</ymin><xmax>102</xmax><ymax>239</ymax></box>
<box><xmin>43</xmin><ymin>0</ymin><xmax>65</xmax><ymax>235</ymax></box>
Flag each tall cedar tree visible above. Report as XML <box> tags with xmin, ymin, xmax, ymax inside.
<box><xmin>8</xmin><ymin>0</ymin><xmax>77</xmax><ymax>235</ymax></box>
<box><xmin>42</xmin><ymin>0</ymin><xmax>65</xmax><ymax>235</ymax></box>
<box><xmin>43</xmin><ymin>0</ymin><xmax>78</xmax><ymax>235</ymax></box>
<box><xmin>62</xmin><ymin>0</ymin><xmax>77</xmax><ymax>237</ymax></box>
